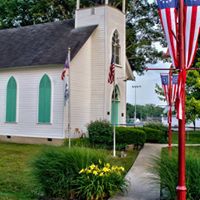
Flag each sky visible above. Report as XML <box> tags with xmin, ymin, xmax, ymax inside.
<box><xmin>126</xmin><ymin>0</ymin><xmax>169</xmax><ymax>107</ymax></box>
<box><xmin>126</xmin><ymin>61</ymin><xmax>170</xmax><ymax>107</ymax></box>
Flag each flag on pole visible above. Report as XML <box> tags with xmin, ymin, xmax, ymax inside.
<box><xmin>172</xmin><ymin>74</ymin><xmax>178</xmax><ymax>103</ymax></box>
<box><xmin>108</xmin><ymin>55</ymin><xmax>115</xmax><ymax>84</ymax></box>
<box><xmin>156</xmin><ymin>0</ymin><xmax>178</xmax><ymax>68</ymax></box>
<box><xmin>61</xmin><ymin>52</ymin><xmax>70</xmax><ymax>104</ymax></box>
<box><xmin>184</xmin><ymin>0</ymin><xmax>200</xmax><ymax>69</ymax></box>
<box><xmin>161</xmin><ymin>73</ymin><xmax>169</xmax><ymax>104</ymax></box>
<box><xmin>61</xmin><ymin>57</ymin><xmax>69</xmax><ymax>80</ymax></box>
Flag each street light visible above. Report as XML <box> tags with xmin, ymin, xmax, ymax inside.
<box><xmin>132</xmin><ymin>85</ymin><xmax>141</xmax><ymax>124</ymax></box>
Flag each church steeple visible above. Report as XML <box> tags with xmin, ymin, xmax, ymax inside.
<box><xmin>76</xmin><ymin>0</ymin><xmax>126</xmax><ymax>13</ymax></box>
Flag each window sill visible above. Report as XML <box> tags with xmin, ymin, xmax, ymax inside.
<box><xmin>5</xmin><ymin>122</ymin><xmax>17</xmax><ymax>124</ymax></box>
<box><xmin>37</xmin><ymin>122</ymin><xmax>52</xmax><ymax>125</ymax></box>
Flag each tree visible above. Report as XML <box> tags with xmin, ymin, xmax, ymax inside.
<box><xmin>0</xmin><ymin>0</ymin><xmax>164</xmax><ymax>73</ymax></box>
<box><xmin>126</xmin><ymin>103</ymin><xmax>164</xmax><ymax>121</ymax></box>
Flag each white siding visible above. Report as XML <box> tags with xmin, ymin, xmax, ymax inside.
<box><xmin>68</xmin><ymin>37</ymin><xmax>92</xmax><ymax>133</ymax></box>
<box><xmin>0</xmin><ymin>66</ymin><xmax>64</xmax><ymax>138</ymax></box>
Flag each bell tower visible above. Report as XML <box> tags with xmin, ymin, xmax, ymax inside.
<box><xmin>74</xmin><ymin>0</ymin><xmax>127</xmax><ymax>125</ymax></box>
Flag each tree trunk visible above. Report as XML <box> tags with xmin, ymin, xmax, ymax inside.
<box><xmin>193</xmin><ymin>120</ymin><xmax>196</xmax><ymax>131</ymax></box>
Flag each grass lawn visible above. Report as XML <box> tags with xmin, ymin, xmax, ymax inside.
<box><xmin>172</xmin><ymin>131</ymin><xmax>200</xmax><ymax>144</ymax></box>
<box><xmin>0</xmin><ymin>142</ymin><xmax>139</xmax><ymax>200</ymax></box>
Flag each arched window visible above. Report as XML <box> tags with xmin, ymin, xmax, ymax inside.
<box><xmin>6</xmin><ymin>77</ymin><xmax>17</xmax><ymax>122</ymax></box>
<box><xmin>112</xmin><ymin>30</ymin><xmax>120</xmax><ymax>65</ymax></box>
<box><xmin>38</xmin><ymin>74</ymin><xmax>51</xmax><ymax>123</ymax></box>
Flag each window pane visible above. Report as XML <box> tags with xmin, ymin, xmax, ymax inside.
<box><xmin>6</xmin><ymin>77</ymin><xmax>17</xmax><ymax>122</ymax></box>
<box><xmin>38</xmin><ymin>75</ymin><xmax>51</xmax><ymax>123</ymax></box>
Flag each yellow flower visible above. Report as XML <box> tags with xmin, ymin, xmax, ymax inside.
<box><xmin>79</xmin><ymin>169</ymin><xmax>85</xmax><ymax>174</ymax></box>
<box><xmin>93</xmin><ymin>170</ymin><xmax>98</xmax><ymax>175</ymax></box>
<box><xmin>119</xmin><ymin>167</ymin><xmax>125</xmax><ymax>171</ymax></box>
<box><xmin>89</xmin><ymin>164</ymin><xmax>96</xmax><ymax>170</ymax></box>
<box><xmin>105</xmin><ymin>163</ymin><xmax>111</xmax><ymax>168</ymax></box>
<box><xmin>103</xmin><ymin>167</ymin><xmax>110</xmax><ymax>173</ymax></box>
<box><xmin>99</xmin><ymin>172</ymin><xmax>104</xmax><ymax>176</ymax></box>
<box><xmin>87</xmin><ymin>169</ymin><xmax>92</xmax><ymax>174</ymax></box>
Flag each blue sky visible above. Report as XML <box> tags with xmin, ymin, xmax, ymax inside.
<box><xmin>126</xmin><ymin>61</ymin><xmax>170</xmax><ymax>107</ymax></box>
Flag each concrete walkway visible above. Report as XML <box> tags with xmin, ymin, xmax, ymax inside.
<box><xmin>111</xmin><ymin>143</ymin><xmax>166</xmax><ymax>200</ymax></box>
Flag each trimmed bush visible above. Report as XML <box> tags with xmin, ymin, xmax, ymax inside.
<box><xmin>31</xmin><ymin>147</ymin><xmax>107</xmax><ymax>199</ymax></box>
<box><xmin>116</xmin><ymin>127</ymin><xmax>146</xmax><ymax>149</ymax></box>
<box><xmin>144</xmin><ymin>122</ymin><xmax>168</xmax><ymax>133</ymax></box>
<box><xmin>88</xmin><ymin>120</ymin><xmax>113</xmax><ymax>147</ymax></box>
<box><xmin>142</xmin><ymin>127</ymin><xmax>167</xmax><ymax>143</ymax></box>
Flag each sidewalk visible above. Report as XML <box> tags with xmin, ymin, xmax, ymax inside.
<box><xmin>111</xmin><ymin>143</ymin><xmax>166</xmax><ymax>200</ymax></box>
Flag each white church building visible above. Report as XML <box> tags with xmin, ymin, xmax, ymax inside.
<box><xmin>0</xmin><ymin>0</ymin><xmax>134</xmax><ymax>144</ymax></box>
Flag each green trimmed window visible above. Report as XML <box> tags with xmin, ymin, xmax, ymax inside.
<box><xmin>38</xmin><ymin>74</ymin><xmax>51</xmax><ymax>123</ymax></box>
<box><xmin>112</xmin><ymin>30</ymin><xmax>120</xmax><ymax>65</ymax></box>
<box><xmin>6</xmin><ymin>77</ymin><xmax>17</xmax><ymax>122</ymax></box>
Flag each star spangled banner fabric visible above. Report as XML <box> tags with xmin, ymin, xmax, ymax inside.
<box><xmin>108</xmin><ymin>55</ymin><xmax>115</xmax><ymax>84</ymax></box>
<box><xmin>61</xmin><ymin>53</ymin><xmax>70</xmax><ymax>104</ymax></box>
<box><xmin>156</xmin><ymin>0</ymin><xmax>178</xmax><ymax>68</ymax></box>
<box><xmin>61</xmin><ymin>57</ymin><xmax>69</xmax><ymax>80</ymax></box>
<box><xmin>184</xmin><ymin>0</ymin><xmax>200</xmax><ymax>69</ymax></box>
<box><xmin>172</xmin><ymin>74</ymin><xmax>178</xmax><ymax>103</ymax></box>
<box><xmin>161</xmin><ymin>74</ymin><xmax>169</xmax><ymax>104</ymax></box>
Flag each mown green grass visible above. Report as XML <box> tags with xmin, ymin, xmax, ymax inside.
<box><xmin>172</xmin><ymin>131</ymin><xmax>200</xmax><ymax>144</ymax></box>
<box><xmin>0</xmin><ymin>142</ymin><xmax>139</xmax><ymax>200</ymax></box>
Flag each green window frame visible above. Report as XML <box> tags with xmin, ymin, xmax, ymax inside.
<box><xmin>38</xmin><ymin>74</ymin><xmax>51</xmax><ymax>123</ymax></box>
<box><xmin>6</xmin><ymin>77</ymin><xmax>17</xmax><ymax>122</ymax></box>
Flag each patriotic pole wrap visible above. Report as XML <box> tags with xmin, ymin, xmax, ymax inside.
<box><xmin>161</xmin><ymin>73</ymin><xmax>178</xmax><ymax>150</ymax></box>
<box><xmin>157</xmin><ymin>0</ymin><xmax>200</xmax><ymax>198</ymax></box>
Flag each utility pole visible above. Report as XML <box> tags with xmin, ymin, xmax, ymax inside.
<box><xmin>132</xmin><ymin>85</ymin><xmax>141</xmax><ymax>124</ymax></box>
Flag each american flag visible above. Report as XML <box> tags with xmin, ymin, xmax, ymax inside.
<box><xmin>184</xmin><ymin>0</ymin><xmax>200</xmax><ymax>69</ymax></box>
<box><xmin>172</xmin><ymin>74</ymin><xmax>178</xmax><ymax>103</ymax></box>
<box><xmin>156</xmin><ymin>0</ymin><xmax>178</xmax><ymax>68</ymax></box>
<box><xmin>61</xmin><ymin>57</ymin><xmax>69</xmax><ymax>80</ymax></box>
<box><xmin>108</xmin><ymin>55</ymin><xmax>115</xmax><ymax>84</ymax></box>
<box><xmin>161</xmin><ymin>74</ymin><xmax>169</xmax><ymax>104</ymax></box>
<box><xmin>161</xmin><ymin>73</ymin><xmax>178</xmax><ymax>105</ymax></box>
<box><xmin>177</xmin><ymin>0</ymin><xmax>200</xmax><ymax>119</ymax></box>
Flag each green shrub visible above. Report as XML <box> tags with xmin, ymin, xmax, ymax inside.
<box><xmin>142</xmin><ymin>127</ymin><xmax>167</xmax><ymax>143</ymax></box>
<box><xmin>87</xmin><ymin>120</ymin><xmax>113</xmax><ymax>147</ymax></box>
<box><xmin>73</xmin><ymin>162</ymin><xmax>127</xmax><ymax>200</ymax></box>
<box><xmin>153</xmin><ymin>148</ymin><xmax>200</xmax><ymax>200</ymax></box>
<box><xmin>144</xmin><ymin>122</ymin><xmax>168</xmax><ymax>133</ymax></box>
<box><xmin>116</xmin><ymin>127</ymin><xmax>146</xmax><ymax>149</ymax></box>
<box><xmin>31</xmin><ymin>147</ymin><xmax>107</xmax><ymax>199</ymax></box>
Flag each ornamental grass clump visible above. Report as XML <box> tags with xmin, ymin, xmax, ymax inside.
<box><xmin>73</xmin><ymin>160</ymin><xmax>127</xmax><ymax>200</ymax></box>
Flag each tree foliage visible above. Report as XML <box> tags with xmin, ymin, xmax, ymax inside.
<box><xmin>0</xmin><ymin>0</ymin><xmax>164</xmax><ymax>73</ymax></box>
<box><xmin>126</xmin><ymin>103</ymin><xmax>164</xmax><ymax>121</ymax></box>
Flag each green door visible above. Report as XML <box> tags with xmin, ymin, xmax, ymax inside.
<box><xmin>111</xmin><ymin>85</ymin><xmax>120</xmax><ymax>126</ymax></box>
<box><xmin>111</xmin><ymin>100</ymin><xmax>119</xmax><ymax>125</ymax></box>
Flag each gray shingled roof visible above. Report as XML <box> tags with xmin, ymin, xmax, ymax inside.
<box><xmin>0</xmin><ymin>19</ymin><xmax>97</xmax><ymax>69</ymax></box>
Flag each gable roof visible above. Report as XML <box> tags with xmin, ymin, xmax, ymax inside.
<box><xmin>0</xmin><ymin>19</ymin><xmax>97</xmax><ymax>69</ymax></box>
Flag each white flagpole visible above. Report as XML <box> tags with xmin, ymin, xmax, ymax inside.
<box><xmin>122</xmin><ymin>0</ymin><xmax>126</xmax><ymax>13</ymax></box>
<box><xmin>113</xmin><ymin>66</ymin><xmax>116</xmax><ymax>157</ymax></box>
<box><xmin>68</xmin><ymin>47</ymin><xmax>71</xmax><ymax>148</ymax></box>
